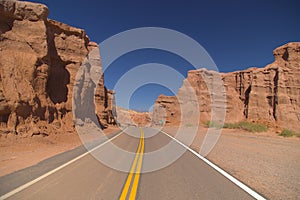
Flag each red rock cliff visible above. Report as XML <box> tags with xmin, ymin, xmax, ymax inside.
<box><xmin>116</xmin><ymin>107</ymin><xmax>151</xmax><ymax>127</ymax></box>
<box><xmin>0</xmin><ymin>0</ymin><xmax>115</xmax><ymax>136</ymax></box>
<box><xmin>153</xmin><ymin>42</ymin><xmax>300</xmax><ymax>131</ymax></box>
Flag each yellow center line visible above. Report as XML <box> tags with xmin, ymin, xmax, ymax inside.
<box><xmin>129</xmin><ymin>130</ymin><xmax>144</xmax><ymax>199</ymax></box>
<box><xmin>119</xmin><ymin>128</ymin><xmax>144</xmax><ymax>200</ymax></box>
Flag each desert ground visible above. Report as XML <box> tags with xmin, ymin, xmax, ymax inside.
<box><xmin>0</xmin><ymin>126</ymin><xmax>120</xmax><ymax>177</ymax></box>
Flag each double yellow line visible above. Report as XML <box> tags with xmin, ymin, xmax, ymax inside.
<box><xmin>119</xmin><ymin>128</ymin><xmax>145</xmax><ymax>200</ymax></box>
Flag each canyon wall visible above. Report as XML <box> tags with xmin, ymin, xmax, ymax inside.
<box><xmin>0</xmin><ymin>0</ymin><xmax>115</xmax><ymax>136</ymax></box>
<box><xmin>153</xmin><ymin>42</ymin><xmax>300</xmax><ymax>131</ymax></box>
<box><xmin>116</xmin><ymin>107</ymin><xmax>151</xmax><ymax>127</ymax></box>
<box><xmin>95</xmin><ymin>87</ymin><xmax>116</xmax><ymax>127</ymax></box>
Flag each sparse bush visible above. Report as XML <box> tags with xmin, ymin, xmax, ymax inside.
<box><xmin>204</xmin><ymin>121</ymin><xmax>268</xmax><ymax>132</ymax></box>
<box><xmin>204</xmin><ymin>121</ymin><xmax>223</xmax><ymax>129</ymax></box>
<box><xmin>223</xmin><ymin>123</ymin><xmax>239</xmax><ymax>129</ymax></box>
<box><xmin>233</xmin><ymin>122</ymin><xmax>268</xmax><ymax>132</ymax></box>
<box><xmin>203</xmin><ymin>121</ymin><xmax>210</xmax><ymax>127</ymax></box>
<box><xmin>279</xmin><ymin>129</ymin><xmax>300</xmax><ymax>138</ymax></box>
<box><xmin>185</xmin><ymin>123</ymin><xmax>193</xmax><ymax>127</ymax></box>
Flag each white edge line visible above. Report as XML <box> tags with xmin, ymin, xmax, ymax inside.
<box><xmin>161</xmin><ymin>130</ymin><xmax>266</xmax><ymax>200</ymax></box>
<box><xmin>0</xmin><ymin>129</ymin><xmax>124</xmax><ymax>200</ymax></box>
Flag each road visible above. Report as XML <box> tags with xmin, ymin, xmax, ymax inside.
<box><xmin>1</xmin><ymin>127</ymin><xmax>262</xmax><ymax>200</ymax></box>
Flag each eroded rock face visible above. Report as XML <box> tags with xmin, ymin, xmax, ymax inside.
<box><xmin>0</xmin><ymin>0</ymin><xmax>115</xmax><ymax>136</ymax></box>
<box><xmin>95</xmin><ymin>87</ymin><xmax>116</xmax><ymax>127</ymax></box>
<box><xmin>153</xmin><ymin>42</ymin><xmax>300</xmax><ymax>131</ymax></box>
<box><xmin>116</xmin><ymin>107</ymin><xmax>151</xmax><ymax>127</ymax></box>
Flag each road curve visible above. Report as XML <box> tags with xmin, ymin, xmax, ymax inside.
<box><xmin>1</xmin><ymin>127</ymin><xmax>260</xmax><ymax>200</ymax></box>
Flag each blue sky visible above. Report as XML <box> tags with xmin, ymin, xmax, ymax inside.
<box><xmin>31</xmin><ymin>0</ymin><xmax>299</xmax><ymax>111</ymax></box>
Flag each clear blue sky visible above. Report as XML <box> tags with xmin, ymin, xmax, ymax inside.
<box><xmin>30</xmin><ymin>0</ymin><xmax>299</xmax><ymax>111</ymax></box>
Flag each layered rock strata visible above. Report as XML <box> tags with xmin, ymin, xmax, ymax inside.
<box><xmin>0</xmin><ymin>0</ymin><xmax>115</xmax><ymax>136</ymax></box>
<box><xmin>116</xmin><ymin>107</ymin><xmax>151</xmax><ymax>127</ymax></box>
<box><xmin>153</xmin><ymin>42</ymin><xmax>300</xmax><ymax>131</ymax></box>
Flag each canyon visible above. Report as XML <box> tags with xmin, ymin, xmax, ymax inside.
<box><xmin>0</xmin><ymin>1</ymin><xmax>298</xmax><ymax>199</ymax></box>
<box><xmin>0</xmin><ymin>0</ymin><xmax>299</xmax><ymax>137</ymax></box>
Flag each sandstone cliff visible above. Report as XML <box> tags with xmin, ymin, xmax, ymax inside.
<box><xmin>153</xmin><ymin>42</ymin><xmax>300</xmax><ymax>131</ymax></box>
<box><xmin>0</xmin><ymin>0</ymin><xmax>115</xmax><ymax>136</ymax></box>
<box><xmin>116</xmin><ymin>107</ymin><xmax>151</xmax><ymax>127</ymax></box>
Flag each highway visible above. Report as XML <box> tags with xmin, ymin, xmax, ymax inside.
<box><xmin>1</xmin><ymin>127</ymin><xmax>262</xmax><ymax>200</ymax></box>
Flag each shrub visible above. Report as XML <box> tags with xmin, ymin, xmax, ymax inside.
<box><xmin>185</xmin><ymin>123</ymin><xmax>194</xmax><ymax>127</ymax></box>
<box><xmin>204</xmin><ymin>121</ymin><xmax>223</xmax><ymax>129</ymax></box>
<box><xmin>279</xmin><ymin>129</ymin><xmax>300</xmax><ymax>138</ymax></box>
<box><xmin>223</xmin><ymin>123</ymin><xmax>239</xmax><ymax>129</ymax></box>
<box><xmin>236</xmin><ymin>122</ymin><xmax>268</xmax><ymax>132</ymax></box>
<box><xmin>204</xmin><ymin>121</ymin><xmax>268</xmax><ymax>132</ymax></box>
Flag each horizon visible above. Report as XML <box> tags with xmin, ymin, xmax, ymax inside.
<box><xmin>29</xmin><ymin>0</ymin><xmax>300</xmax><ymax>111</ymax></box>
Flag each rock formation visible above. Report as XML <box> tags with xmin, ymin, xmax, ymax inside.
<box><xmin>95</xmin><ymin>87</ymin><xmax>116</xmax><ymax>127</ymax></box>
<box><xmin>116</xmin><ymin>107</ymin><xmax>151</xmax><ymax>127</ymax></box>
<box><xmin>0</xmin><ymin>0</ymin><xmax>115</xmax><ymax>136</ymax></box>
<box><xmin>153</xmin><ymin>42</ymin><xmax>300</xmax><ymax>131</ymax></box>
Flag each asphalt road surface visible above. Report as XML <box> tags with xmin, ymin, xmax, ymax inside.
<box><xmin>1</xmin><ymin>127</ymin><xmax>263</xmax><ymax>200</ymax></box>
